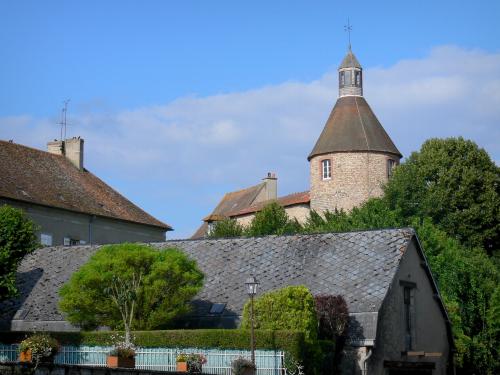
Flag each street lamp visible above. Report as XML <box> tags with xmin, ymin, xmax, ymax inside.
<box><xmin>245</xmin><ymin>276</ymin><xmax>259</xmax><ymax>365</ymax></box>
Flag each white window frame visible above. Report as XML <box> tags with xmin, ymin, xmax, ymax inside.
<box><xmin>40</xmin><ymin>233</ymin><xmax>52</xmax><ymax>246</ymax></box>
<box><xmin>321</xmin><ymin>159</ymin><xmax>332</xmax><ymax>180</ymax></box>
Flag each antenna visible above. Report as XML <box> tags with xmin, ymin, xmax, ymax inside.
<box><xmin>58</xmin><ymin>99</ymin><xmax>70</xmax><ymax>141</ymax></box>
<box><xmin>344</xmin><ymin>18</ymin><xmax>352</xmax><ymax>50</ymax></box>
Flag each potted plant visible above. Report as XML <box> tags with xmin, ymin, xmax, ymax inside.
<box><xmin>18</xmin><ymin>333</ymin><xmax>59</xmax><ymax>368</ymax></box>
<box><xmin>176</xmin><ymin>353</ymin><xmax>207</xmax><ymax>373</ymax></box>
<box><xmin>107</xmin><ymin>334</ymin><xmax>136</xmax><ymax>368</ymax></box>
<box><xmin>231</xmin><ymin>357</ymin><xmax>256</xmax><ymax>375</ymax></box>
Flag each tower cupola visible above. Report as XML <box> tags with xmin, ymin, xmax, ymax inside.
<box><xmin>338</xmin><ymin>47</ymin><xmax>363</xmax><ymax>97</ymax></box>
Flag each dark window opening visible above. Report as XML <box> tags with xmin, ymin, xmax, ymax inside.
<box><xmin>209</xmin><ymin>303</ymin><xmax>226</xmax><ymax>314</ymax></box>
<box><xmin>404</xmin><ymin>286</ymin><xmax>413</xmax><ymax>351</ymax></box>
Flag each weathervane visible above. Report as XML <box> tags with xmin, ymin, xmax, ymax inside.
<box><xmin>344</xmin><ymin>18</ymin><xmax>352</xmax><ymax>50</ymax></box>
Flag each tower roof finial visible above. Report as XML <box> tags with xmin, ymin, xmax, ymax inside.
<box><xmin>344</xmin><ymin>18</ymin><xmax>352</xmax><ymax>50</ymax></box>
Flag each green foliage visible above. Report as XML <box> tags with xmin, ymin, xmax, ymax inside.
<box><xmin>232</xmin><ymin>357</ymin><xmax>256</xmax><ymax>375</ymax></box>
<box><xmin>0</xmin><ymin>205</ymin><xmax>38</xmax><ymax>299</ymax></box>
<box><xmin>208</xmin><ymin>218</ymin><xmax>243</xmax><ymax>238</ymax></box>
<box><xmin>19</xmin><ymin>332</ymin><xmax>59</xmax><ymax>368</ymax></box>
<box><xmin>246</xmin><ymin>202</ymin><xmax>302</xmax><ymax>236</ymax></box>
<box><xmin>384</xmin><ymin>137</ymin><xmax>500</xmax><ymax>252</ymax></box>
<box><xmin>240</xmin><ymin>286</ymin><xmax>317</xmax><ymax>342</ymax></box>
<box><xmin>59</xmin><ymin>244</ymin><xmax>204</xmax><ymax>333</ymax></box>
<box><xmin>1</xmin><ymin>329</ymin><xmax>306</xmax><ymax>366</ymax></box>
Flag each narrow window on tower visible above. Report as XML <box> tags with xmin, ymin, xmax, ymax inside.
<box><xmin>387</xmin><ymin>159</ymin><xmax>396</xmax><ymax>178</ymax></box>
<box><xmin>355</xmin><ymin>71</ymin><xmax>361</xmax><ymax>86</ymax></box>
<box><xmin>344</xmin><ymin>70</ymin><xmax>351</xmax><ymax>86</ymax></box>
<box><xmin>321</xmin><ymin>159</ymin><xmax>331</xmax><ymax>180</ymax></box>
<box><xmin>340</xmin><ymin>71</ymin><xmax>345</xmax><ymax>85</ymax></box>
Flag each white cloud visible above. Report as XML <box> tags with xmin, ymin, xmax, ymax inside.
<box><xmin>1</xmin><ymin>45</ymin><xmax>499</xmax><ymax>238</ymax></box>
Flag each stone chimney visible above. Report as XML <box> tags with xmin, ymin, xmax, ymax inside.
<box><xmin>262</xmin><ymin>172</ymin><xmax>277</xmax><ymax>201</ymax></box>
<box><xmin>47</xmin><ymin>137</ymin><xmax>84</xmax><ymax>170</ymax></box>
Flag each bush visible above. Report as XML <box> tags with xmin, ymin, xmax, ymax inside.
<box><xmin>208</xmin><ymin>218</ymin><xmax>243</xmax><ymax>238</ymax></box>
<box><xmin>232</xmin><ymin>357</ymin><xmax>256</xmax><ymax>375</ymax></box>
<box><xmin>0</xmin><ymin>205</ymin><xmax>38</xmax><ymax>299</ymax></box>
<box><xmin>240</xmin><ymin>286</ymin><xmax>317</xmax><ymax>342</ymax></box>
<box><xmin>246</xmin><ymin>202</ymin><xmax>301</xmax><ymax>236</ymax></box>
<box><xmin>314</xmin><ymin>295</ymin><xmax>349</xmax><ymax>340</ymax></box>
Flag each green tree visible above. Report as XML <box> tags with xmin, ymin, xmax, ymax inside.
<box><xmin>241</xmin><ymin>285</ymin><xmax>317</xmax><ymax>342</ymax></box>
<box><xmin>208</xmin><ymin>218</ymin><xmax>243</xmax><ymax>238</ymax></box>
<box><xmin>59</xmin><ymin>243</ymin><xmax>204</xmax><ymax>341</ymax></box>
<box><xmin>0</xmin><ymin>205</ymin><xmax>38</xmax><ymax>299</ymax></box>
<box><xmin>246</xmin><ymin>202</ymin><xmax>301</xmax><ymax>236</ymax></box>
<box><xmin>384</xmin><ymin>137</ymin><xmax>500</xmax><ymax>253</ymax></box>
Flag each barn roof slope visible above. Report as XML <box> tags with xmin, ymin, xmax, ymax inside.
<box><xmin>0</xmin><ymin>228</ymin><xmax>414</xmax><ymax>340</ymax></box>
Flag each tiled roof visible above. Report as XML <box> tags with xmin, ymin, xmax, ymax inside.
<box><xmin>191</xmin><ymin>183</ymin><xmax>265</xmax><ymax>239</ymax></box>
<box><xmin>0</xmin><ymin>228</ymin><xmax>415</xmax><ymax>342</ymax></box>
<box><xmin>308</xmin><ymin>96</ymin><xmax>402</xmax><ymax>160</ymax></box>
<box><xmin>228</xmin><ymin>191</ymin><xmax>310</xmax><ymax>217</ymax></box>
<box><xmin>0</xmin><ymin>140</ymin><xmax>171</xmax><ymax>230</ymax></box>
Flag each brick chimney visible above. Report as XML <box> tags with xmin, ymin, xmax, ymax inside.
<box><xmin>262</xmin><ymin>172</ymin><xmax>277</xmax><ymax>201</ymax></box>
<box><xmin>47</xmin><ymin>137</ymin><xmax>84</xmax><ymax>170</ymax></box>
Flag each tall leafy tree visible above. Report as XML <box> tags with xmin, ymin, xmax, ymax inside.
<box><xmin>384</xmin><ymin>137</ymin><xmax>500</xmax><ymax>253</ymax></box>
<box><xmin>59</xmin><ymin>243</ymin><xmax>204</xmax><ymax>341</ymax></box>
<box><xmin>0</xmin><ymin>205</ymin><xmax>38</xmax><ymax>300</ymax></box>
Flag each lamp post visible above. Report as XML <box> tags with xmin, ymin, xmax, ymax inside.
<box><xmin>245</xmin><ymin>276</ymin><xmax>259</xmax><ymax>365</ymax></box>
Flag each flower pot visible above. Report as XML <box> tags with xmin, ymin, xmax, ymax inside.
<box><xmin>19</xmin><ymin>350</ymin><xmax>32</xmax><ymax>363</ymax></box>
<box><xmin>176</xmin><ymin>361</ymin><xmax>188</xmax><ymax>372</ymax></box>
<box><xmin>107</xmin><ymin>355</ymin><xmax>135</xmax><ymax>368</ymax></box>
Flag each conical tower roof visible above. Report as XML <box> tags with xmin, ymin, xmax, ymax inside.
<box><xmin>308</xmin><ymin>96</ymin><xmax>402</xmax><ymax>160</ymax></box>
<box><xmin>339</xmin><ymin>49</ymin><xmax>362</xmax><ymax>69</ymax></box>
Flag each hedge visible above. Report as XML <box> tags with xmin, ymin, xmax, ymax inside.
<box><xmin>0</xmin><ymin>329</ymin><xmax>305</xmax><ymax>364</ymax></box>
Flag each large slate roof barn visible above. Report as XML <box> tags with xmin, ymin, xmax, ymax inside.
<box><xmin>0</xmin><ymin>138</ymin><xmax>171</xmax><ymax>246</ymax></box>
<box><xmin>0</xmin><ymin>228</ymin><xmax>453</xmax><ymax>374</ymax></box>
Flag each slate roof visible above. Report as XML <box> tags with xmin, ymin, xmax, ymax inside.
<box><xmin>0</xmin><ymin>140</ymin><xmax>171</xmax><ymax>230</ymax></box>
<box><xmin>0</xmin><ymin>228</ymin><xmax>415</xmax><ymax>343</ymax></box>
<box><xmin>339</xmin><ymin>49</ymin><xmax>362</xmax><ymax>69</ymax></box>
<box><xmin>228</xmin><ymin>191</ymin><xmax>310</xmax><ymax>217</ymax></box>
<box><xmin>308</xmin><ymin>96</ymin><xmax>402</xmax><ymax>160</ymax></box>
<box><xmin>192</xmin><ymin>183</ymin><xmax>266</xmax><ymax>239</ymax></box>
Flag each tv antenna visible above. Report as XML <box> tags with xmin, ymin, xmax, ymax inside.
<box><xmin>344</xmin><ymin>18</ymin><xmax>352</xmax><ymax>50</ymax></box>
<box><xmin>58</xmin><ymin>99</ymin><xmax>70</xmax><ymax>141</ymax></box>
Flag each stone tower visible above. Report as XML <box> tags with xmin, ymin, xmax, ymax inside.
<box><xmin>308</xmin><ymin>47</ymin><xmax>402</xmax><ymax>213</ymax></box>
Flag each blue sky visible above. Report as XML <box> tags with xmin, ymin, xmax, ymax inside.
<box><xmin>1</xmin><ymin>1</ymin><xmax>500</xmax><ymax>238</ymax></box>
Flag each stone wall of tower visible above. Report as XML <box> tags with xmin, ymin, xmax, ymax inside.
<box><xmin>310</xmin><ymin>152</ymin><xmax>398</xmax><ymax>213</ymax></box>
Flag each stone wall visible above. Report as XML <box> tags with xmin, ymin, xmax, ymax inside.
<box><xmin>309</xmin><ymin>152</ymin><xmax>398</xmax><ymax>213</ymax></box>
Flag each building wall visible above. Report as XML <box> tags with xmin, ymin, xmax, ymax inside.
<box><xmin>368</xmin><ymin>238</ymin><xmax>450</xmax><ymax>374</ymax></box>
<box><xmin>0</xmin><ymin>198</ymin><xmax>166</xmax><ymax>246</ymax></box>
<box><xmin>310</xmin><ymin>152</ymin><xmax>398</xmax><ymax>213</ymax></box>
<box><xmin>233</xmin><ymin>204</ymin><xmax>311</xmax><ymax>228</ymax></box>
